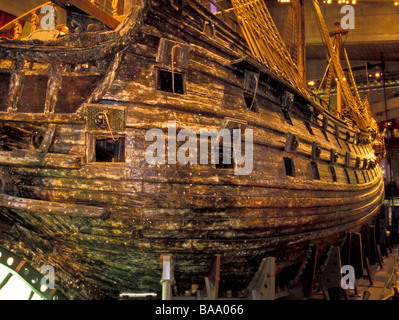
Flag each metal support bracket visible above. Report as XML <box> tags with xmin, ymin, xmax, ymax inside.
<box><xmin>316</xmin><ymin>246</ymin><xmax>343</xmax><ymax>300</ymax></box>
<box><xmin>239</xmin><ymin>257</ymin><xmax>276</xmax><ymax>300</ymax></box>
<box><xmin>160</xmin><ymin>254</ymin><xmax>174</xmax><ymax>300</ymax></box>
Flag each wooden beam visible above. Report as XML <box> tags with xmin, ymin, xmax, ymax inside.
<box><xmin>350</xmin><ymin>233</ymin><xmax>364</xmax><ymax>280</ymax></box>
<box><xmin>53</xmin><ymin>0</ymin><xmax>120</xmax><ymax>29</ymax></box>
<box><xmin>0</xmin><ymin>193</ymin><xmax>107</xmax><ymax>218</ymax></box>
<box><xmin>204</xmin><ymin>254</ymin><xmax>221</xmax><ymax>300</ymax></box>
<box><xmin>301</xmin><ymin>244</ymin><xmax>318</xmax><ymax>298</ymax></box>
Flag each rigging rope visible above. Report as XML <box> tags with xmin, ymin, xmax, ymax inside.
<box><xmin>316</xmin><ymin>51</ymin><xmax>333</xmax><ymax>96</ymax></box>
<box><xmin>230</xmin><ymin>0</ymin><xmax>378</xmax><ymax>132</ymax></box>
<box><xmin>249</xmin><ymin>73</ymin><xmax>259</xmax><ymax>111</ymax></box>
<box><xmin>171</xmin><ymin>44</ymin><xmax>180</xmax><ymax>94</ymax></box>
<box><xmin>311</xmin><ymin>0</ymin><xmax>370</xmax><ymax>130</ymax></box>
<box><xmin>231</xmin><ymin>0</ymin><xmax>309</xmax><ymax>98</ymax></box>
<box><xmin>103</xmin><ymin>110</ymin><xmax>119</xmax><ymax>142</ymax></box>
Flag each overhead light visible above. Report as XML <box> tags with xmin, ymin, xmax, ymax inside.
<box><xmin>308</xmin><ymin>80</ymin><xmax>315</xmax><ymax>86</ymax></box>
<box><xmin>395</xmin><ymin>1</ymin><xmax>399</xmax><ymax>5</ymax></box>
<box><xmin>323</xmin><ymin>0</ymin><xmax>355</xmax><ymax>3</ymax></box>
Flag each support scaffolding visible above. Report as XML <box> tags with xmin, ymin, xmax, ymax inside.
<box><xmin>148</xmin><ymin>206</ymin><xmax>396</xmax><ymax>301</ymax></box>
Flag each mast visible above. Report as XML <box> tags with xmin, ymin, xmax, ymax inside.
<box><xmin>296</xmin><ymin>0</ymin><xmax>306</xmax><ymax>81</ymax></box>
<box><xmin>329</xmin><ymin>21</ymin><xmax>348</xmax><ymax>116</ymax></box>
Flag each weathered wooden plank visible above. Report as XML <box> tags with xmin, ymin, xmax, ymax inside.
<box><xmin>0</xmin><ymin>193</ymin><xmax>107</xmax><ymax>217</ymax></box>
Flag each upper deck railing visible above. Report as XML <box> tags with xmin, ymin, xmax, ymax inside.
<box><xmin>0</xmin><ymin>0</ymin><xmax>124</xmax><ymax>40</ymax></box>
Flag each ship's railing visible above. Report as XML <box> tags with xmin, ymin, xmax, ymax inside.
<box><xmin>199</xmin><ymin>0</ymin><xmax>240</xmax><ymax>33</ymax></box>
<box><xmin>0</xmin><ymin>56</ymin><xmax>110</xmax><ymax>116</ymax></box>
<box><xmin>0</xmin><ymin>2</ymin><xmax>63</xmax><ymax>40</ymax></box>
<box><xmin>0</xmin><ymin>0</ymin><xmax>124</xmax><ymax>40</ymax></box>
<box><xmin>310</xmin><ymin>91</ymin><xmax>344</xmax><ymax>120</ymax></box>
<box><xmin>90</xmin><ymin>0</ymin><xmax>125</xmax><ymax>20</ymax></box>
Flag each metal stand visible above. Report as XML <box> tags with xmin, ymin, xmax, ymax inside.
<box><xmin>160</xmin><ymin>254</ymin><xmax>173</xmax><ymax>300</ymax></box>
<box><xmin>316</xmin><ymin>246</ymin><xmax>343</xmax><ymax>300</ymax></box>
<box><xmin>157</xmin><ymin>226</ymin><xmax>389</xmax><ymax>301</ymax></box>
<box><xmin>238</xmin><ymin>257</ymin><xmax>276</xmax><ymax>300</ymax></box>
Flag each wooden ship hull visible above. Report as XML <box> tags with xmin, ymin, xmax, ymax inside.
<box><xmin>0</xmin><ymin>0</ymin><xmax>385</xmax><ymax>299</ymax></box>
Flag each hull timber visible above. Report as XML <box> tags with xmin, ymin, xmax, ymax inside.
<box><xmin>0</xmin><ymin>0</ymin><xmax>384</xmax><ymax>299</ymax></box>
